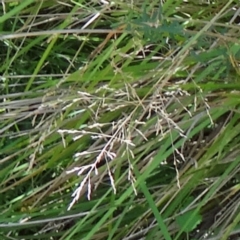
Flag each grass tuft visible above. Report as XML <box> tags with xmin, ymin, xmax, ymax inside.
<box><xmin>0</xmin><ymin>0</ymin><xmax>240</xmax><ymax>239</ymax></box>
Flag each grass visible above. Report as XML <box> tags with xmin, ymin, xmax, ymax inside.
<box><xmin>0</xmin><ymin>0</ymin><xmax>240</xmax><ymax>239</ymax></box>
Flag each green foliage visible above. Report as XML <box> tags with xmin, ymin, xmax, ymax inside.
<box><xmin>176</xmin><ymin>209</ymin><xmax>202</xmax><ymax>233</ymax></box>
<box><xmin>0</xmin><ymin>0</ymin><xmax>240</xmax><ymax>239</ymax></box>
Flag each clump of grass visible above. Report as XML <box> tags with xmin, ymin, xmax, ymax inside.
<box><xmin>0</xmin><ymin>1</ymin><xmax>240</xmax><ymax>239</ymax></box>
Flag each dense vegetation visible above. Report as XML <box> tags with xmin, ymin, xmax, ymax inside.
<box><xmin>0</xmin><ymin>0</ymin><xmax>240</xmax><ymax>239</ymax></box>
